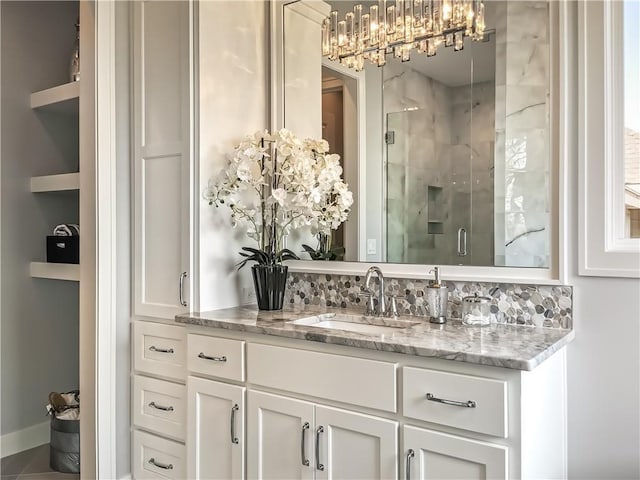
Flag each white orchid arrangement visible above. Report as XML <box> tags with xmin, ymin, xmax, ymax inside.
<box><xmin>204</xmin><ymin>129</ymin><xmax>353</xmax><ymax>266</ymax></box>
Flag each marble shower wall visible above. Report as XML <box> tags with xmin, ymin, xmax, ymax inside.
<box><xmin>494</xmin><ymin>1</ymin><xmax>551</xmax><ymax>267</ymax></box>
<box><xmin>383</xmin><ymin>61</ymin><xmax>495</xmax><ymax>266</ymax></box>
<box><xmin>286</xmin><ymin>272</ymin><xmax>572</xmax><ymax>329</ymax></box>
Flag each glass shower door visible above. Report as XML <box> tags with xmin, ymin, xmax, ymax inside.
<box><xmin>385</xmin><ymin>109</ymin><xmax>473</xmax><ymax>266</ymax></box>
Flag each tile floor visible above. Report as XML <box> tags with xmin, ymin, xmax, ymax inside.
<box><xmin>1</xmin><ymin>444</ymin><xmax>79</xmax><ymax>480</ymax></box>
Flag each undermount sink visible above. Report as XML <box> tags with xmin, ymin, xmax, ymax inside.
<box><xmin>288</xmin><ymin>312</ymin><xmax>420</xmax><ymax>336</ymax></box>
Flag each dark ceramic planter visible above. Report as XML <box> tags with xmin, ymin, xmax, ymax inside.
<box><xmin>251</xmin><ymin>264</ymin><xmax>288</xmax><ymax>310</ymax></box>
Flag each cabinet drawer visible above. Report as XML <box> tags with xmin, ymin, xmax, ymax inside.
<box><xmin>187</xmin><ymin>334</ymin><xmax>245</xmax><ymax>381</ymax></box>
<box><xmin>133</xmin><ymin>375</ymin><xmax>186</xmax><ymax>441</ymax></box>
<box><xmin>248</xmin><ymin>343</ymin><xmax>397</xmax><ymax>413</ymax></box>
<box><xmin>132</xmin><ymin>430</ymin><xmax>186</xmax><ymax>479</ymax></box>
<box><xmin>403</xmin><ymin>367</ymin><xmax>507</xmax><ymax>438</ymax></box>
<box><xmin>133</xmin><ymin>322</ymin><xmax>186</xmax><ymax>380</ymax></box>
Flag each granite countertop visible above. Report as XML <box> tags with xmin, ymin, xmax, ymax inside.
<box><xmin>176</xmin><ymin>304</ymin><xmax>575</xmax><ymax>371</ymax></box>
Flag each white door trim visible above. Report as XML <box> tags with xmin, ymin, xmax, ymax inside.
<box><xmin>93</xmin><ymin>0</ymin><xmax>117</xmax><ymax>477</ymax></box>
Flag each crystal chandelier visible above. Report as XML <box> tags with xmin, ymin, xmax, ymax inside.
<box><xmin>322</xmin><ymin>0</ymin><xmax>486</xmax><ymax>71</ymax></box>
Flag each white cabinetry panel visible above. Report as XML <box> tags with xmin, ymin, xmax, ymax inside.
<box><xmin>316</xmin><ymin>405</ymin><xmax>398</xmax><ymax>480</ymax></box>
<box><xmin>403</xmin><ymin>426</ymin><xmax>507</xmax><ymax>480</ymax></box>
<box><xmin>141</xmin><ymin>1</ymin><xmax>184</xmax><ymax>146</ymax></box>
<box><xmin>248</xmin><ymin>342</ymin><xmax>397</xmax><ymax>412</ymax></box>
<box><xmin>248</xmin><ymin>390</ymin><xmax>315</xmax><ymax>480</ymax></box>
<box><xmin>247</xmin><ymin>389</ymin><xmax>397</xmax><ymax>480</ymax></box>
<box><xmin>142</xmin><ymin>155</ymin><xmax>183</xmax><ymax>306</ymax></box>
<box><xmin>187</xmin><ymin>376</ymin><xmax>245</xmax><ymax>480</ymax></box>
<box><xmin>133</xmin><ymin>0</ymin><xmax>193</xmax><ymax>320</ymax></box>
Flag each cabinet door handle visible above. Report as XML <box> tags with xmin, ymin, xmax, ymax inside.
<box><xmin>315</xmin><ymin>426</ymin><xmax>324</xmax><ymax>471</ymax></box>
<box><xmin>149</xmin><ymin>346</ymin><xmax>174</xmax><ymax>354</ymax></box>
<box><xmin>301</xmin><ymin>422</ymin><xmax>310</xmax><ymax>466</ymax></box>
<box><xmin>406</xmin><ymin>449</ymin><xmax>415</xmax><ymax>480</ymax></box>
<box><xmin>148</xmin><ymin>401</ymin><xmax>174</xmax><ymax>412</ymax></box>
<box><xmin>426</xmin><ymin>393</ymin><xmax>477</xmax><ymax>408</ymax></box>
<box><xmin>230</xmin><ymin>404</ymin><xmax>239</xmax><ymax>444</ymax></box>
<box><xmin>198</xmin><ymin>352</ymin><xmax>227</xmax><ymax>362</ymax></box>
<box><xmin>148</xmin><ymin>458</ymin><xmax>173</xmax><ymax>470</ymax></box>
<box><xmin>457</xmin><ymin>228</ymin><xmax>467</xmax><ymax>256</ymax></box>
<box><xmin>179</xmin><ymin>272</ymin><xmax>188</xmax><ymax>307</ymax></box>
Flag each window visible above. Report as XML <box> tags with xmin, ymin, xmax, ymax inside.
<box><xmin>624</xmin><ymin>1</ymin><xmax>640</xmax><ymax>238</ymax></box>
<box><xmin>579</xmin><ymin>0</ymin><xmax>640</xmax><ymax>278</ymax></box>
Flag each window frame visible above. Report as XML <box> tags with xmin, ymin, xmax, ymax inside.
<box><xmin>579</xmin><ymin>0</ymin><xmax>640</xmax><ymax>278</ymax></box>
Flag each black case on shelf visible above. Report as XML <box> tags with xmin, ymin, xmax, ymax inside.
<box><xmin>46</xmin><ymin>236</ymin><xmax>79</xmax><ymax>264</ymax></box>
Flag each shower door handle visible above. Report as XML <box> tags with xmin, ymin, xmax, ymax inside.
<box><xmin>457</xmin><ymin>228</ymin><xmax>467</xmax><ymax>256</ymax></box>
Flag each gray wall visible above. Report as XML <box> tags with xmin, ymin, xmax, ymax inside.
<box><xmin>1</xmin><ymin>1</ymin><xmax>80</xmax><ymax>438</ymax></box>
<box><xmin>563</xmin><ymin>5</ymin><xmax>640</xmax><ymax>477</ymax></box>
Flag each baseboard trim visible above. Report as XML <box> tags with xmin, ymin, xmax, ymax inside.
<box><xmin>119</xmin><ymin>475</ymin><xmax>132</xmax><ymax>480</ymax></box>
<box><xmin>0</xmin><ymin>421</ymin><xmax>50</xmax><ymax>458</ymax></box>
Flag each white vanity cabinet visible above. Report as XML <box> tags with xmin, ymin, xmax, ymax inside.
<box><xmin>131</xmin><ymin>320</ymin><xmax>567</xmax><ymax>480</ymax></box>
<box><xmin>246</xmin><ymin>342</ymin><xmax>398</xmax><ymax>479</ymax></box>
<box><xmin>248</xmin><ymin>390</ymin><xmax>398</xmax><ymax>480</ymax></box>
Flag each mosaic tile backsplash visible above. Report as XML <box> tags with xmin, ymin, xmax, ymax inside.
<box><xmin>286</xmin><ymin>272</ymin><xmax>572</xmax><ymax>329</ymax></box>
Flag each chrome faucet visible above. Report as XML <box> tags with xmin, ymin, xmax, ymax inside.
<box><xmin>364</xmin><ymin>266</ymin><xmax>387</xmax><ymax>316</ymax></box>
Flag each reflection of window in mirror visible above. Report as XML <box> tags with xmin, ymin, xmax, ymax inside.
<box><xmin>624</xmin><ymin>0</ymin><xmax>640</xmax><ymax>238</ymax></box>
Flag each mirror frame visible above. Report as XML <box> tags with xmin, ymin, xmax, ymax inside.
<box><xmin>270</xmin><ymin>0</ymin><xmax>570</xmax><ymax>284</ymax></box>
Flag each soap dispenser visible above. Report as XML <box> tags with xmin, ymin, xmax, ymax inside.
<box><xmin>426</xmin><ymin>267</ymin><xmax>448</xmax><ymax>324</ymax></box>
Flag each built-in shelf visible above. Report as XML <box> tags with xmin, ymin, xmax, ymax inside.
<box><xmin>30</xmin><ymin>262</ymin><xmax>79</xmax><ymax>282</ymax></box>
<box><xmin>31</xmin><ymin>172</ymin><xmax>80</xmax><ymax>193</ymax></box>
<box><xmin>427</xmin><ymin>185</ymin><xmax>444</xmax><ymax>235</ymax></box>
<box><xmin>30</xmin><ymin>81</ymin><xmax>80</xmax><ymax>113</ymax></box>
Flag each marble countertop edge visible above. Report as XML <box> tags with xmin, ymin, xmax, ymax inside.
<box><xmin>175</xmin><ymin>305</ymin><xmax>574</xmax><ymax>371</ymax></box>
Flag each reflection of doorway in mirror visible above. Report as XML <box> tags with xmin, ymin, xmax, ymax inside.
<box><xmin>319</xmin><ymin>67</ymin><xmax>361</xmax><ymax>262</ymax></box>
<box><xmin>322</xmin><ymin>86</ymin><xmax>346</xmax><ymax>251</ymax></box>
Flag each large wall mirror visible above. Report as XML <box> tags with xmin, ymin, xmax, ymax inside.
<box><xmin>274</xmin><ymin>0</ymin><xmax>561</xmax><ymax>279</ymax></box>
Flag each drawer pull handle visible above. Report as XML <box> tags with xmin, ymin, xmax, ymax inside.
<box><xmin>426</xmin><ymin>393</ymin><xmax>476</xmax><ymax>408</ymax></box>
<box><xmin>148</xmin><ymin>401</ymin><xmax>174</xmax><ymax>412</ymax></box>
<box><xmin>301</xmin><ymin>422</ymin><xmax>310</xmax><ymax>466</ymax></box>
<box><xmin>315</xmin><ymin>426</ymin><xmax>324</xmax><ymax>471</ymax></box>
<box><xmin>148</xmin><ymin>458</ymin><xmax>173</xmax><ymax>470</ymax></box>
<box><xmin>406</xmin><ymin>449</ymin><xmax>415</xmax><ymax>480</ymax></box>
<box><xmin>149</xmin><ymin>346</ymin><xmax>174</xmax><ymax>354</ymax></box>
<box><xmin>230</xmin><ymin>404</ymin><xmax>239</xmax><ymax>444</ymax></box>
<box><xmin>198</xmin><ymin>352</ymin><xmax>227</xmax><ymax>362</ymax></box>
